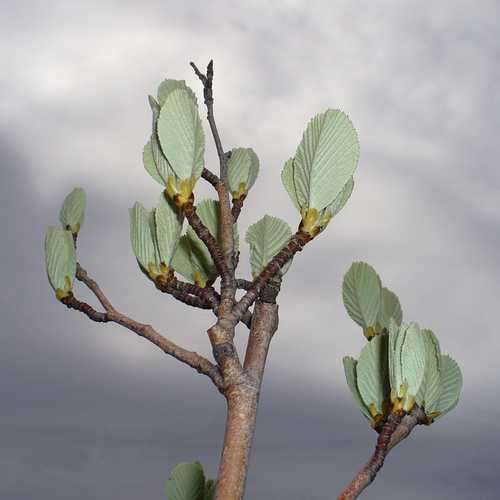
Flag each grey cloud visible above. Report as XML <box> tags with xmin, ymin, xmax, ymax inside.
<box><xmin>1</xmin><ymin>1</ymin><xmax>499</xmax><ymax>498</ymax></box>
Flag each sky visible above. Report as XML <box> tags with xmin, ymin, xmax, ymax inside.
<box><xmin>1</xmin><ymin>1</ymin><xmax>499</xmax><ymax>498</ymax></box>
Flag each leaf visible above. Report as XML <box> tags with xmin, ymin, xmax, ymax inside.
<box><xmin>203</xmin><ymin>480</ymin><xmax>216</xmax><ymax>500</ymax></box>
<box><xmin>157</xmin><ymin>88</ymin><xmax>205</xmax><ymax>182</ymax></box>
<box><xmin>155</xmin><ymin>194</ymin><xmax>183</xmax><ymax>266</ymax></box>
<box><xmin>432</xmin><ymin>355</ymin><xmax>462</xmax><ymax>419</ymax></box>
<box><xmin>129</xmin><ymin>202</ymin><xmax>158</xmax><ymax>276</ymax></box>
<box><xmin>400</xmin><ymin>323</ymin><xmax>427</xmax><ymax>399</ymax></box>
<box><xmin>44</xmin><ymin>227</ymin><xmax>76</xmax><ymax>299</ymax></box>
<box><xmin>389</xmin><ymin>322</ymin><xmax>427</xmax><ymax>410</ymax></box>
<box><xmin>157</xmin><ymin>79</ymin><xmax>197</xmax><ymax>107</ymax></box>
<box><xmin>245</xmin><ymin>215</ymin><xmax>292</xmax><ymax>278</ymax></box>
<box><xmin>143</xmin><ymin>139</ymin><xmax>164</xmax><ymax>186</ymax></box>
<box><xmin>293</xmin><ymin>109</ymin><xmax>360</xmax><ymax>212</ymax></box>
<box><xmin>171</xmin><ymin>235</ymin><xmax>196</xmax><ymax>283</ymax></box>
<box><xmin>59</xmin><ymin>188</ymin><xmax>86</xmax><ymax>234</ymax></box>
<box><xmin>377</xmin><ymin>287</ymin><xmax>403</xmax><ymax>331</ymax></box>
<box><xmin>281</xmin><ymin>158</ymin><xmax>301</xmax><ymax>211</ymax></box>
<box><xmin>342</xmin><ymin>356</ymin><xmax>372</xmax><ymax>420</ymax></box>
<box><xmin>227</xmin><ymin>148</ymin><xmax>260</xmax><ymax>199</ymax></box>
<box><xmin>356</xmin><ymin>334</ymin><xmax>390</xmax><ymax>416</ymax></box>
<box><xmin>325</xmin><ymin>177</ymin><xmax>354</xmax><ymax>218</ymax></box>
<box><xmin>342</xmin><ymin>262</ymin><xmax>382</xmax><ymax>331</ymax></box>
<box><xmin>166</xmin><ymin>461</ymin><xmax>205</xmax><ymax>500</ymax></box>
<box><xmin>416</xmin><ymin>329</ymin><xmax>441</xmax><ymax>410</ymax></box>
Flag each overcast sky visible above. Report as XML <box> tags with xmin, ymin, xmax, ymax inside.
<box><xmin>1</xmin><ymin>1</ymin><xmax>499</xmax><ymax>499</ymax></box>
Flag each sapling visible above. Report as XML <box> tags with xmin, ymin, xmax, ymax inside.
<box><xmin>44</xmin><ymin>60</ymin><xmax>462</xmax><ymax>499</ymax></box>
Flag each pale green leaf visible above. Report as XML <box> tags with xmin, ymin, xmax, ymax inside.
<box><xmin>293</xmin><ymin>109</ymin><xmax>360</xmax><ymax>211</ymax></box>
<box><xmin>59</xmin><ymin>188</ymin><xmax>86</xmax><ymax>234</ymax></box>
<box><xmin>390</xmin><ymin>322</ymin><xmax>427</xmax><ymax>407</ymax></box>
<box><xmin>157</xmin><ymin>88</ymin><xmax>205</xmax><ymax>181</ymax></box>
<box><xmin>281</xmin><ymin>158</ymin><xmax>301</xmax><ymax>211</ymax></box>
<box><xmin>387</xmin><ymin>318</ymin><xmax>400</xmax><ymax>391</ymax></box>
<box><xmin>151</xmin><ymin>132</ymin><xmax>175</xmax><ymax>184</ymax></box>
<box><xmin>44</xmin><ymin>227</ymin><xmax>76</xmax><ymax>298</ymax></box>
<box><xmin>245</xmin><ymin>215</ymin><xmax>292</xmax><ymax>278</ymax></box>
<box><xmin>129</xmin><ymin>202</ymin><xmax>158</xmax><ymax>274</ymax></box>
<box><xmin>143</xmin><ymin>139</ymin><xmax>164</xmax><ymax>186</ymax></box>
<box><xmin>416</xmin><ymin>329</ymin><xmax>441</xmax><ymax>410</ymax></box>
<box><xmin>155</xmin><ymin>194</ymin><xmax>183</xmax><ymax>266</ymax></box>
<box><xmin>157</xmin><ymin>79</ymin><xmax>197</xmax><ymax>107</ymax></box>
<box><xmin>342</xmin><ymin>262</ymin><xmax>382</xmax><ymax>329</ymax></box>
<box><xmin>400</xmin><ymin>323</ymin><xmax>427</xmax><ymax>399</ymax></box>
<box><xmin>356</xmin><ymin>334</ymin><xmax>390</xmax><ymax>416</ymax></box>
<box><xmin>432</xmin><ymin>355</ymin><xmax>462</xmax><ymax>419</ymax></box>
<box><xmin>325</xmin><ymin>177</ymin><xmax>354</xmax><ymax>218</ymax></box>
<box><xmin>166</xmin><ymin>461</ymin><xmax>205</xmax><ymax>500</ymax></box>
<box><xmin>171</xmin><ymin>235</ymin><xmax>196</xmax><ymax>283</ymax></box>
<box><xmin>377</xmin><ymin>287</ymin><xmax>403</xmax><ymax>331</ymax></box>
<box><xmin>342</xmin><ymin>356</ymin><xmax>372</xmax><ymax>420</ymax></box>
<box><xmin>227</xmin><ymin>148</ymin><xmax>260</xmax><ymax>198</ymax></box>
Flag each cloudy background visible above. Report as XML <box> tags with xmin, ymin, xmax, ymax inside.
<box><xmin>1</xmin><ymin>1</ymin><xmax>499</xmax><ymax>498</ymax></box>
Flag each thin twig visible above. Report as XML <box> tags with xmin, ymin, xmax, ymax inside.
<box><xmin>190</xmin><ymin>60</ymin><xmax>236</xmax><ymax>312</ymax></box>
<box><xmin>232</xmin><ymin>232</ymin><xmax>312</xmax><ymax>320</ymax></box>
<box><xmin>236</xmin><ymin>279</ymin><xmax>253</xmax><ymax>291</ymax></box>
<box><xmin>71</xmin><ymin>264</ymin><xmax>224</xmax><ymax>389</ymax></box>
<box><xmin>183</xmin><ymin>201</ymin><xmax>230</xmax><ymax>282</ymax></box>
<box><xmin>338</xmin><ymin>411</ymin><xmax>404</xmax><ymax>500</ymax></box>
<box><xmin>231</xmin><ymin>198</ymin><xmax>244</xmax><ymax>222</ymax></box>
<box><xmin>202</xmin><ymin>167</ymin><xmax>220</xmax><ymax>189</ymax></box>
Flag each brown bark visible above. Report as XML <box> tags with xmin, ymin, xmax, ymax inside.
<box><xmin>215</xmin><ymin>300</ymin><xmax>279</xmax><ymax>500</ymax></box>
<box><xmin>338</xmin><ymin>411</ymin><xmax>404</xmax><ymax>499</ymax></box>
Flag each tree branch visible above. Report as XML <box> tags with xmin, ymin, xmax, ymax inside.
<box><xmin>202</xmin><ymin>167</ymin><xmax>220</xmax><ymax>189</ymax></box>
<box><xmin>183</xmin><ymin>201</ymin><xmax>230</xmax><ymax>283</ymax></box>
<box><xmin>190</xmin><ymin>59</ymin><xmax>236</xmax><ymax>313</ymax></box>
<box><xmin>232</xmin><ymin>231</ymin><xmax>312</xmax><ymax>320</ymax></box>
<box><xmin>231</xmin><ymin>198</ymin><xmax>244</xmax><ymax>222</ymax></box>
<box><xmin>70</xmin><ymin>264</ymin><xmax>224</xmax><ymax>389</ymax></box>
<box><xmin>338</xmin><ymin>411</ymin><xmax>404</xmax><ymax>500</ymax></box>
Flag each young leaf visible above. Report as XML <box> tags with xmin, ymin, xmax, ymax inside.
<box><xmin>157</xmin><ymin>79</ymin><xmax>197</xmax><ymax>107</ymax></box>
<box><xmin>325</xmin><ymin>177</ymin><xmax>354</xmax><ymax>219</ymax></box>
<box><xmin>59</xmin><ymin>188</ymin><xmax>86</xmax><ymax>234</ymax></box>
<box><xmin>171</xmin><ymin>235</ymin><xmax>196</xmax><ymax>283</ymax></box>
<box><xmin>389</xmin><ymin>322</ymin><xmax>427</xmax><ymax>411</ymax></box>
<box><xmin>165</xmin><ymin>461</ymin><xmax>205</xmax><ymax>500</ymax></box>
<box><xmin>342</xmin><ymin>262</ymin><xmax>382</xmax><ymax>336</ymax></box>
<box><xmin>143</xmin><ymin>139</ymin><xmax>164</xmax><ymax>186</ymax></box>
<box><xmin>281</xmin><ymin>158</ymin><xmax>301</xmax><ymax>211</ymax></box>
<box><xmin>245</xmin><ymin>215</ymin><xmax>292</xmax><ymax>278</ymax></box>
<box><xmin>293</xmin><ymin>109</ymin><xmax>359</xmax><ymax>214</ymax></box>
<box><xmin>432</xmin><ymin>355</ymin><xmax>462</xmax><ymax>419</ymax></box>
<box><xmin>157</xmin><ymin>88</ymin><xmax>205</xmax><ymax>182</ymax></box>
<box><xmin>356</xmin><ymin>334</ymin><xmax>390</xmax><ymax>418</ymax></box>
<box><xmin>44</xmin><ymin>227</ymin><xmax>76</xmax><ymax>300</ymax></box>
<box><xmin>155</xmin><ymin>194</ymin><xmax>183</xmax><ymax>267</ymax></box>
<box><xmin>227</xmin><ymin>148</ymin><xmax>260</xmax><ymax>200</ymax></box>
<box><xmin>416</xmin><ymin>329</ymin><xmax>441</xmax><ymax>410</ymax></box>
<box><xmin>129</xmin><ymin>202</ymin><xmax>159</xmax><ymax>277</ymax></box>
<box><xmin>342</xmin><ymin>356</ymin><xmax>372</xmax><ymax>420</ymax></box>
<box><xmin>377</xmin><ymin>287</ymin><xmax>403</xmax><ymax>331</ymax></box>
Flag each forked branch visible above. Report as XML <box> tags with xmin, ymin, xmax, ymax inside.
<box><xmin>65</xmin><ymin>264</ymin><xmax>224</xmax><ymax>389</ymax></box>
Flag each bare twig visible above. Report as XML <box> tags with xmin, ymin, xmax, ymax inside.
<box><xmin>202</xmin><ymin>167</ymin><xmax>220</xmax><ymax>189</ymax></box>
<box><xmin>183</xmin><ymin>201</ymin><xmax>230</xmax><ymax>282</ymax></box>
<box><xmin>338</xmin><ymin>411</ymin><xmax>404</xmax><ymax>500</ymax></box>
<box><xmin>236</xmin><ymin>278</ymin><xmax>253</xmax><ymax>291</ymax></box>
<box><xmin>232</xmin><ymin>232</ymin><xmax>312</xmax><ymax>320</ymax></box>
<box><xmin>71</xmin><ymin>264</ymin><xmax>224</xmax><ymax>389</ymax></box>
<box><xmin>190</xmin><ymin>60</ymin><xmax>235</xmax><ymax>311</ymax></box>
<box><xmin>231</xmin><ymin>197</ymin><xmax>244</xmax><ymax>222</ymax></box>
